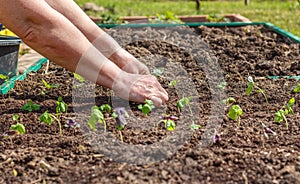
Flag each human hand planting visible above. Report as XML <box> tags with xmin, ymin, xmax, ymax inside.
<box><xmin>112</xmin><ymin>71</ymin><xmax>169</xmax><ymax>106</ymax></box>
<box><xmin>109</xmin><ymin>48</ymin><xmax>150</xmax><ymax>75</ymax></box>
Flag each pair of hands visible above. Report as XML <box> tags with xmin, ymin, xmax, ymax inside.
<box><xmin>110</xmin><ymin>49</ymin><xmax>168</xmax><ymax>106</ymax></box>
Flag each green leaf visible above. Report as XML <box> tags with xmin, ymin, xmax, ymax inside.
<box><xmin>10</xmin><ymin>123</ymin><xmax>26</xmax><ymax>135</ymax></box>
<box><xmin>151</xmin><ymin>67</ymin><xmax>164</xmax><ymax>77</ymax></box>
<box><xmin>288</xmin><ymin>97</ymin><xmax>295</xmax><ymax>107</ymax></box>
<box><xmin>40</xmin><ymin>111</ymin><xmax>53</xmax><ymax>125</ymax></box>
<box><xmin>177</xmin><ymin>96</ymin><xmax>192</xmax><ymax>110</ymax></box>
<box><xmin>0</xmin><ymin>73</ymin><xmax>9</xmax><ymax>80</ymax></box>
<box><xmin>293</xmin><ymin>84</ymin><xmax>300</xmax><ymax>93</ymax></box>
<box><xmin>168</xmin><ymin>80</ymin><xmax>177</xmax><ymax>87</ymax></box>
<box><xmin>246</xmin><ymin>82</ymin><xmax>254</xmax><ymax>95</ymax></box>
<box><xmin>216</xmin><ymin>81</ymin><xmax>227</xmax><ymax>90</ymax></box>
<box><xmin>165</xmin><ymin>120</ymin><xmax>176</xmax><ymax>131</ymax></box>
<box><xmin>88</xmin><ymin>106</ymin><xmax>105</xmax><ymax>131</ymax></box>
<box><xmin>228</xmin><ymin>105</ymin><xmax>243</xmax><ymax>121</ymax></box>
<box><xmin>42</xmin><ymin>79</ymin><xmax>58</xmax><ymax>89</ymax></box>
<box><xmin>73</xmin><ymin>73</ymin><xmax>85</xmax><ymax>83</ymax></box>
<box><xmin>141</xmin><ymin>104</ymin><xmax>151</xmax><ymax>115</ymax></box>
<box><xmin>221</xmin><ymin>97</ymin><xmax>236</xmax><ymax>104</ymax></box>
<box><xmin>12</xmin><ymin>115</ymin><xmax>19</xmax><ymax>122</ymax></box>
<box><xmin>56</xmin><ymin>97</ymin><xmax>68</xmax><ymax>114</ymax></box>
<box><xmin>21</xmin><ymin>100</ymin><xmax>40</xmax><ymax>112</ymax></box>
<box><xmin>99</xmin><ymin>104</ymin><xmax>112</xmax><ymax>113</ymax></box>
<box><xmin>274</xmin><ymin>110</ymin><xmax>285</xmax><ymax>123</ymax></box>
<box><xmin>190</xmin><ymin>123</ymin><xmax>201</xmax><ymax>130</ymax></box>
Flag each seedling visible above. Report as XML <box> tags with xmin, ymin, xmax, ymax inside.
<box><xmin>138</xmin><ymin>100</ymin><xmax>155</xmax><ymax>116</ymax></box>
<box><xmin>40</xmin><ymin>111</ymin><xmax>62</xmax><ymax>136</ymax></box>
<box><xmin>222</xmin><ymin>97</ymin><xmax>243</xmax><ymax>126</ymax></box>
<box><xmin>41</xmin><ymin>78</ymin><xmax>58</xmax><ymax>96</ymax></box>
<box><xmin>88</xmin><ymin>106</ymin><xmax>106</xmax><ymax>132</ymax></box>
<box><xmin>177</xmin><ymin>96</ymin><xmax>201</xmax><ymax>130</ymax></box>
<box><xmin>73</xmin><ymin>73</ymin><xmax>85</xmax><ymax>83</ymax></box>
<box><xmin>151</xmin><ymin>67</ymin><xmax>164</xmax><ymax>77</ymax></box>
<box><xmin>168</xmin><ymin>80</ymin><xmax>177</xmax><ymax>87</ymax></box>
<box><xmin>216</xmin><ymin>81</ymin><xmax>227</xmax><ymax>90</ymax></box>
<box><xmin>10</xmin><ymin>123</ymin><xmax>26</xmax><ymax>135</ymax></box>
<box><xmin>21</xmin><ymin>100</ymin><xmax>40</xmax><ymax>112</ymax></box>
<box><xmin>158</xmin><ymin>114</ymin><xmax>178</xmax><ymax>131</ymax></box>
<box><xmin>274</xmin><ymin>97</ymin><xmax>295</xmax><ymax>129</ymax></box>
<box><xmin>293</xmin><ymin>84</ymin><xmax>300</xmax><ymax>93</ymax></box>
<box><xmin>228</xmin><ymin>105</ymin><xmax>243</xmax><ymax>126</ymax></box>
<box><xmin>56</xmin><ymin>96</ymin><xmax>68</xmax><ymax>117</ymax></box>
<box><xmin>246</xmin><ymin>76</ymin><xmax>268</xmax><ymax>104</ymax></box>
<box><xmin>262</xmin><ymin>123</ymin><xmax>276</xmax><ymax>139</ymax></box>
<box><xmin>99</xmin><ymin>104</ymin><xmax>112</xmax><ymax>114</ymax></box>
<box><xmin>9</xmin><ymin>115</ymin><xmax>26</xmax><ymax>135</ymax></box>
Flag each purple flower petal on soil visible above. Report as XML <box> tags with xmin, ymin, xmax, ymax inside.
<box><xmin>114</xmin><ymin>107</ymin><xmax>128</xmax><ymax>129</ymax></box>
<box><xmin>213</xmin><ymin>134</ymin><xmax>221</xmax><ymax>143</ymax></box>
<box><xmin>265</xmin><ymin>127</ymin><xmax>276</xmax><ymax>135</ymax></box>
<box><xmin>65</xmin><ymin>119</ymin><xmax>79</xmax><ymax>128</ymax></box>
<box><xmin>114</xmin><ymin>107</ymin><xmax>127</xmax><ymax>116</ymax></box>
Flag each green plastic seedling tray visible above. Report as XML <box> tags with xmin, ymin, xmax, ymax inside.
<box><xmin>0</xmin><ymin>57</ymin><xmax>48</xmax><ymax>94</ymax></box>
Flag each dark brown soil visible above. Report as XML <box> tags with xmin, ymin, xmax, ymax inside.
<box><xmin>1</xmin><ymin>25</ymin><xmax>300</xmax><ymax>183</ymax></box>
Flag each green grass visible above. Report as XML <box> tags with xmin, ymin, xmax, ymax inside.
<box><xmin>75</xmin><ymin>0</ymin><xmax>300</xmax><ymax>36</ymax></box>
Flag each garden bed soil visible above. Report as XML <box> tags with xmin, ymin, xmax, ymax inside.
<box><xmin>0</xmin><ymin>25</ymin><xmax>300</xmax><ymax>183</ymax></box>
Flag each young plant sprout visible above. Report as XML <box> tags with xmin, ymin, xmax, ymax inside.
<box><xmin>177</xmin><ymin>96</ymin><xmax>201</xmax><ymax>130</ymax></box>
<box><xmin>21</xmin><ymin>100</ymin><xmax>40</xmax><ymax>112</ymax></box>
<box><xmin>222</xmin><ymin>97</ymin><xmax>243</xmax><ymax>126</ymax></box>
<box><xmin>56</xmin><ymin>96</ymin><xmax>68</xmax><ymax>117</ymax></box>
<box><xmin>138</xmin><ymin>100</ymin><xmax>155</xmax><ymax>116</ymax></box>
<box><xmin>151</xmin><ymin>67</ymin><xmax>164</xmax><ymax>77</ymax></box>
<box><xmin>158</xmin><ymin>114</ymin><xmax>178</xmax><ymax>131</ymax></box>
<box><xmin>10</xmin><ymin>123</ymin><xmax>26</xmax><ymax>135</ymax></box>
<box><xmin>99</xmin><ymin>104</ymin><xmax>112</xmax><ymax>114</ymax></box>
<box><xmin>40</xmin><ymin>111</ymin><xmax>63</xmax><ymax>136</ymax></box>
<box><xmin>41</xmin><ymin>78</ymin><xmax>59</xmax><ymax>96</ymax></box>
<box><xmin>88</xmin><ymin>106</ymin><xmax>106</xmax><ymax>132</ymax></box>
<box><xmin>293</xmin><ymin>84</ymin><xmax>300</xmax><ymax>93</ymax></box>
<box><xmin>246</xmin><ymin>76</ymin><xmax>268</xmax><ymax>104</ymax></box>
<box><xmin>168</xmin><ymin>80</ymin><xmax>177</xmax><ymax>87</ymax></box>
<box><xmin>73</xmin><ymin>73</ymin><xmax>85</xmax><ymax>83</ymax></box>
<box><xmin>9</xmin><ymin>115</ymin><xmax>26</xmax><ymax>135</ymax></box>
<box><xmin>228</xmin><ymin>105</ymin><xmax>243</xmax><ymax>126</ymax></box>
<box><xmin>216</xmin><ymin>81</ymin><xmax>227</xmax><ymax>90</ymax></box>
<box><xmin>274</xmin><ymin>97</ymin><xmax>295</xmax><ymax>129</ymax></box>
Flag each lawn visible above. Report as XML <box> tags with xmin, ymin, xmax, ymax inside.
<box><xmin>74</xmin><ymin>0</ymin><xmax>300</xmax><ymax>36</ymax></box>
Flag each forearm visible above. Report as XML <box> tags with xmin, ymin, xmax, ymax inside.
<box><xmin>0</xmin><ymin>0</ymin><xmax>121</xmax><ymax>88</ymax></box>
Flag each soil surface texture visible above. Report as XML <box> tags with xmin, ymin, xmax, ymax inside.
<box><xmin>0</xmin><ymin>25</ymin><xmax>300</xmax><ymax>183</ymax></box>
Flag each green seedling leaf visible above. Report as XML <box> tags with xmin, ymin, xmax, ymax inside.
<box><xmin>138</xmin><ymin>100</ymin><xmax>155</xmax><ymax>115</ymax></box>
<box><xmin>12</xmin><ymin>115</ymin><xmax>19</xmax><ymax>122</ymax></box>
<box><xmin>177</xmin><ymin>96</ymin><xmax>193</xmax><ymax>110</ymax></box>
<box><xmin>21</xmin><ymin>100</ymin><xmax>40</xmax><ymax>112</ymax></box>
<box><xmin>246</xmin><ymin>81</ymin><xmax>254</xmax><ymax>95</ymax></box>
<box><xmin>216</xmin><ymin>81</ymin><xmax>227</xmax><ymax>90</ymax></box>
<box><xmin>221</xmin><ymin>97</ymin><xmax>236</xmax><ymax>104</ymax></box>
<box><xmin>274</xmin><ymin>109</ymin><xmax>285</xmax><ymax>123</ymax></box>
<box><xmin>293</xmin><ymin>84</ymin><xmax>300</xmax><ymax>93</ymax></box>
<box><xmin>190</xmin><ymin>123</ymin><xmax>201</xmax><ymax>130</ymax></box>
<box><xmin>168</xmin><ymin>80</ymin><xmax>177</xmax><ymax>87</ymax></box>
<box><xmin>0</xmin><ymin>73</ymin><xmax>9</xmax><ymax>80</ymax></box>
<box><xmin>165</xmin><ymin>120</ymin><xmax>176</xmax><ymax>131</ymax></box>
<box><xmin>40</xmin><ymin>111</ymin><xmax>53</xmax><ymax>126</ymax></box>
<box><xmin>42</xmin><ymin>79</ymin><xmax>58</xmax><ymax>90</ymax></box>
<box><xmin>99</xmin><ymin>104</ymin><xmax>112</xmax><ymax>113</ymax></box>
<box><xmin>88</xmin><ymin>106</ymin><xmax>105</xmax><ymax>131</ymax></box>
<box><xmin>10</xmin><ymin>123</ymin><xmax>26</xmax><ymax>135</ymax></box>
<box><xmin>73</xmin><ymin>73</ymin><xmax>85</xmax><ymax>83</ymax></box>
<box><xmin>56</xmin><ymin>96</ymin><xmax>68</xmax><ymax>114</ymax></box>
<box><xmin>151</xmin><ymin>67</ymin><xmax>164</xmax><ymax>77</ymax></box>
<box><xmin>228</xmin><ymin>105</ymin><xmax>243</xmax><ymax>122</ymax></box>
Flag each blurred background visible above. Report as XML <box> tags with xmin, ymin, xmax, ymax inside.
<box><xmin>74</xmin><ymin>0</ymin><xmax>300</xmax><ymax>36</ymax></box>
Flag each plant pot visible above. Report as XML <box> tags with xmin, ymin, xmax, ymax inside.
<box><xmin>0</xmin><ymin>35</ymin><xmax>21</xmax><ymax>84</ymax></box>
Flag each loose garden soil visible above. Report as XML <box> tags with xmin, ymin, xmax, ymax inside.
<box><xmin>0</xmin><ymin>25</ymin><xmax>300</xmax><ymax>183</ymax></box>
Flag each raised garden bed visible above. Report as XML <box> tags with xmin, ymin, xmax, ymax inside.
<box><xmin>90</xmin><ymin>14</ymin><xmax>251</xmax><ymax>24</ymax></box>
<box><xmin>0</xmin><ymin>23</ymin><xmax>300</xmax><ymax>183</ymax></box>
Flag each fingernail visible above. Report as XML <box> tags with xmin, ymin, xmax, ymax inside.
<box><xmin>150</xmin><ymin>96</ymin><xmax>162</xmax><ymax>106</ymax></box>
